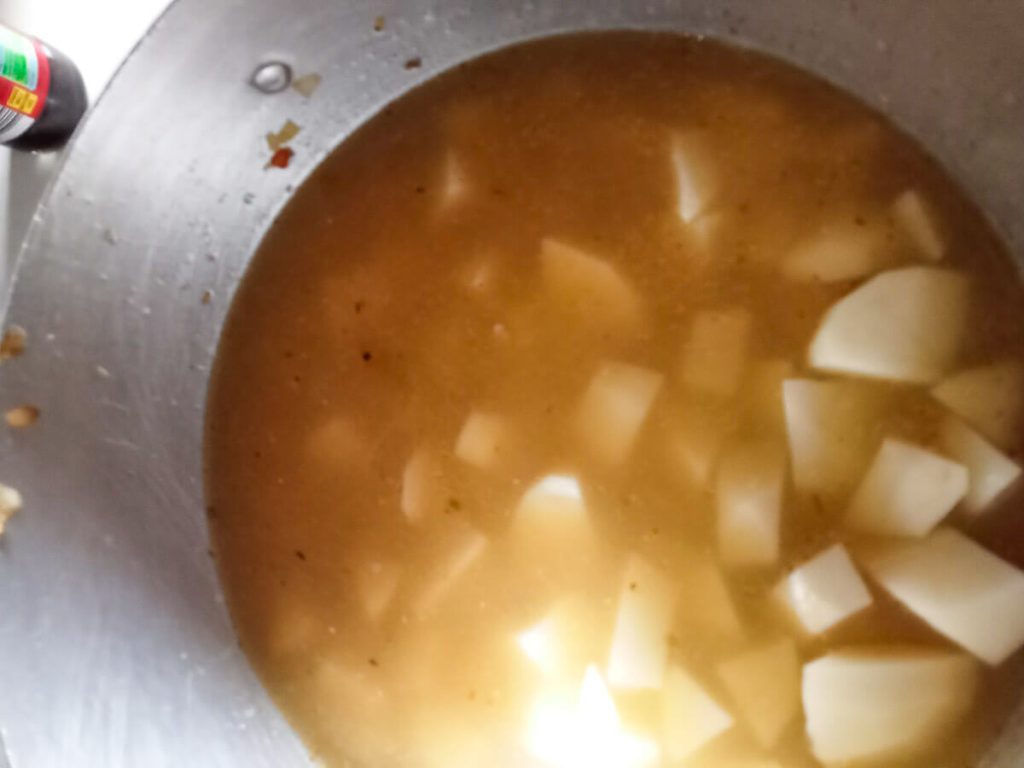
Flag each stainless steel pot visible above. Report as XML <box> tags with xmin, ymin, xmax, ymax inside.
<box><xmin>2</xmin><ymin>1</ymin><xmax>1022</xmax><ymax>766</ymax></box>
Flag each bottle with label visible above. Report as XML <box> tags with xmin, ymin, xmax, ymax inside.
<box><xmin>0</xmin><ymin>24</ymin><xmax>87</xmax><ymax>151</ymax></box>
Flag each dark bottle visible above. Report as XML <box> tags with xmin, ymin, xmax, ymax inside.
<box><xmin>0</xmin><ymin>24</ymin><xmax>87</xmax><ymax>151</ymax></box>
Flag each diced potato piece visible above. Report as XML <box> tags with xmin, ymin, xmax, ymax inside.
<box><xmin>510</xmin><ymin>475</ymin><xmax>599</xmax><ymax>587</ymax></box>
<box><xmin>306</xmin><ymin>416</ymin><xmax>364</xmax><ymax>466</ymax></box>
<box><xmin>401</xmin><ymin>447</ymin><xmax>444</xmax><ymax>524</ymax></box>
<box><xmin>440</xmin><ymin>149</ymin><xmax>468</xmax><ymax>208</ymax></box>
<box><xmin>607</xmin><ymin>554</ymin><xmax>679</xmax><ymax>689</ymax></box>
<box><xmin>846</xmin><ymin>438</ymin><xmax>968</xmax><ymax>537</ymax></box>
<box><xmin>782</xmin><ymin>221</ymin><xmax>885</xmax><ymax>282</ymax></box>
<box><xmin>662</xmin><ymin>666</ymin><xmax>734</xmax><ymax>761</ymax></box>
<box><xmin>783</xmin><ymin>378</ymin><xmax>888</xmax><ymax>498</ymax></box>
<box><xmin>803</xmin><ymin>647</ymin><xmax>977</xmax><ymax>764</ymax></box>
<box><xmin>774</xmin><ymin>544</ymin><xmax>872</xmax><ymax>634</ymax></box>
<box><xmin>515</xmin><ymin>474</ymin><xmax>586</xmax><ymax>526</ymax></box>
<box><xmin>676</xmin><ymin>551</ymin><xmax>744</xmax><ymax>640</ymax></box>
<box><xmin>413</xmin><ymin>523</ymin><xmax>488</xmax><ymax>619</ymax></box>
<box><xmin>931</xmin><ymin>361</ymin><xmax>1023</xmax><ymax>449</ymax></box>
<box><xmin>940</xmin><ymin>417</ymin><xmax>1022</xmax><ymax>514</ymax></box>
<box><xmin>717</xmin><ymin>639</ymin><xmax>801</xmax><ymax>748</ymax></box>
<box><xmin>809</xmin><ymin>267</ymin><xmax>970</xmax><ymax>384</ymax></box>
<box><xmin>575</xmin><ymin>361</ymin><xmax>664</xmax><ymax>466</ymax></box>
<box><xmin>454</xmin><ymin>410</ymin><xmax>506</xmax><ymax>469</ymax></box>
<box><xmin>672</xmin><ymin>132</ymin><xmax>718</xmax><ymax>224</ymax></box>
<box><xmin>516</xmin><ymin>599</ymin><xmax>594</xmax><ymax>680</ymax></box>
<box><xmin>682</xmin><ymin>308</ymin><xmax>752</xmax><ymax>398</ymax></box>
<box><xmin>355</xmin><ymin>558</ymin><xmax>402</xmax><ymax>622</ymax></box>
<box><xmin>864</xmin><ymin>528</ymin><xmax>1024</xmax><ymax>664</ymax></box>
<box><xmin>716</xmin><ymin>440</ymin><xmax>786</xmax><ymax>568</ymax></box>
<box><xmin>540</xmin><ymin>238</ymin><xmax>643</xmax><ymax>332</ymax></box>
<box><xmin>892</xmin><ymin>189</ymin><xmax>944</xmax><ymax>261</ymax></box>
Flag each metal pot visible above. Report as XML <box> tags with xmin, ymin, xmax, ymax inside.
<box><xmin>1</xmin><ymin>1</ymin><xmax>1022</xmax><ymax>766</ymax></box>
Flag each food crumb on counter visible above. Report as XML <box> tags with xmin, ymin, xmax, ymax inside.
<box><xmin>0</xmin><ymin>483</ymin><xmax>22</xmax><ymax>537</ymax></box>
<box><xmin>292</xmin><ymin>73</ymin><xmax>322</xmax><ymax>98</ymax></box>
<box><xmin>0</xmin><ymin>326</ymin><xmax>27</xmax><ymax>360</ymax></box>
<box><xmin>266</xmin><ymin>120</ymin><xmax>301</xmax><ymax>153</ymax></box>
<box><xmin>5</xmin><ymin>405</ymin><xmax>40</xmax><ymax>428</ymax></box>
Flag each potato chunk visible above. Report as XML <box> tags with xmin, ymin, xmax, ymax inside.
<box><xmin>401</xmin><ymin>447</ymin><xmax>443</xmax><ymax>524</ymax></box>
<box><xmin>782</xmin><ymin>221</ymin><xmax>885</xmax><ymax>282</ymax></box>
<box><xmin>454</xmin><ymin>410</ymin><xmax>507</xmax><ymax>469</ymax></box>
<box><xmin>681</xmin><ymin>308</ymin><xmax>752</xmax><ymax>398</ymax></box>
<box><xmin>355</xmin><ymin>558</ymin><xmax>402</xmax><ymax>622</ymax></box>
<box><xmin>540</xmin><ymin>238</ymin><xmax>643</xmax><ymax>332</ymax></box>
<box><xmin>864</xmin><ymin>528</ymin><xmax>1024</xmax><ymax>664</ymax></box>
<box><xmin>783</xmin><ymin>378</ymin><xmax>888</xmax><ymax>499</ymax></box>
<box><xmin>607</xmin><ymin>554</ymin><xmax>678</xmax><ymax>689</ymax></box>
<box><xmin>803</xmin><ymin>647</ymin><xmax>977</xmax><ymax>764</ymax></box>
<box><xmin>575</xmin><ymin>361</ymin><xmax>664</xmax><ymax>466</ymax></box>
<box><xmin>716</xmin><ymin>439</ymin><xmax>786</xmax><ymax>568</ymax></box>
<box><xmin>939</xmin><ymin>417</ymin><xmax>1022</xmax><ymax>514</ymax></box>
<box><xmin>672</xmin><ymin>132</ymin><xmax>718</xmax><ymax>224</ymax></box>
<box><xmin>931</xmin><ymin>361</ymin><xmax>1023</xmax><ymax>449</ymax></box>
<box><xmin>846</xmin><ymin>438</ymin><xmax>968</xmax><ymax>537</ymax></box>
<box><xmin>775</xmin><ymin>544</ymin><xmax>872</xmax><ymax>634</ymax></box>
<box><xmin>809</xmin><ymin>267</ymin><xmax>970</xmax><ymax>384</ymax></box>
<box><xmin>662</xmin><ymin>666</ymin><xmax>734</xmax><ymax>761</ymax></box>
<box><xmin>717</xmin><ymin>639</ymin><xmax>801</xmax><ymax>748</ymax></box>
<box><xmin>892</xmin><ymin>189</ymin><xmax>944</xmax><ymax>261</ymax></box>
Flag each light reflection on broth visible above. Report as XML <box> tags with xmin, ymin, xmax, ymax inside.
<box><xmin>206</xmin><ymin>33</ymin><xmax>1024</xmax><ymax>768</ymax></box>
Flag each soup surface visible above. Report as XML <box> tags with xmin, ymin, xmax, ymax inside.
<box><xmin>206</xmin><ymin>33</ymin><xmax>1024</xmax><ymax>768</ymax></box>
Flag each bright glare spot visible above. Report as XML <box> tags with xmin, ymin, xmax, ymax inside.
<box><xmin>526</xmin><ymin>666</ymin><xmax>660</xmax><ymax>768</ymax></box>
<box><xmin>534</xmin><ymin>475</ymin><xmax>583</xmax><ymax>501</ymax></box>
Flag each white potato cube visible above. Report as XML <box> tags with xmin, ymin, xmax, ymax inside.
<box><xmin>803</xmin><ymin>647</ymin><xmax>977</xmax><ymax>764</ymax></box>
<box><xmin>440</xmin><ymin>149</ymin><xmax>468</xmax><ymax>208</ymax></box>
<box><xmin>454</xmin><ymin>410</ymin><xmax>506</xmax><ymax>469</ymax></box>
<box><xmin>540</xmin><ymin>238</ymin><xmax>643</xmax><ymax>332</ymax></box>
<box><xmin>676</xmin><ymin>550</ymin><xmax>744</xmax><ymax>640</ymax></box>
<box><xmin>783</xmin><ymin>378</ymin><xmax>888</xmax><ymax>499</ymax></box>
<box><xmin>682</xmin><ymin>308</ymin><xmax>753</xmax><ymax>398</ymax></box>
<box><xmin>717</xmin><ymin>639</ymin><xmax>801</xmax><ymax>748</ymax></box>
<box><xmin>401</xmin><ymin>448</ymin><xmax>443</xmax><ymax>524</ymax></box>
<box><xmin>846</xmin><ymin>438</ymin><xmax>968</xmax><ymax>537</ymax></box>
<box><xmin>672</xmin><ymin>132</ymin><xmax>718</xmax><ymax>224</ymax></box>
<box><xmin>932</xmin><ymin>361</ymin><xmax>1023</xmax><ymax>449</ymax></box>
<box><xmin>510</xmin><ymin>475</ymin><xmax>598</xmax><ymax>586</ymax></box>
<box><xmin>892</xmin><ymin>189</ymin><xmax>944</xmax><ymax>261</ymax></box>
<box><xmin>413</xmin><ymin>523</ymin><xmax>488</xmax><ymax>619</ymax></box>
<box><xmin>940</xmin><ymin>417</ymin><xmax>1022</xmax><ymax>514</ymax></box>
<box><xmin>516</xmin><ymin>598</ymin><xmax>598</xmax><ymax>680</ymax></box>
<box><xmin>809</xmin><ymin>267</ymin><xmax>970</xmax><ymax>384</ymax></box>
<box><xmin>355</xmin><ymin>558</ymin><xmax>402</xmax><ymax>622</ymax></box>
<box><xmin>575</xmin><ymin>361</ymin><xmax>664</xmax><ymax>466</ymax></box>
<box><xmin>515</xmin><ymin>475</ymin><xmax>586</xmax><ymax>526</ymax></box>
<box><xmin>662</xmin><ymin>666</ymin><xmax>734</xmax><ymax>761</ymax></box>
<box><xmin>607</xmin><ymin>554</ymin><xmax>678</xmax><ymax>689</ymax></box>
<box><xmin>864</xmin><ymin>528</ymin><xmax>1024</xmax><ymax>664</ymax></box>
<box><xmin>775</xmin><ymin>544</ymin><xmax>872</xmax><ymax>634</ymax></box>
<box><xmin>716</xmin><ymin>440</ymin><xmax>786</xmax><ymax>568</ymax></box>
<box><xmin>782</xmin><ymin>221</ymin><xmax>885</xmax><ymax>282</ymax></box>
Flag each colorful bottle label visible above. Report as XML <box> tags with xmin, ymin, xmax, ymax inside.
<box><xmin>0</xmin><ymin>26</ymin><xmax>51</xmax><ymax>143</ymax></box>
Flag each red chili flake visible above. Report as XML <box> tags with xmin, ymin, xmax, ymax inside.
<box><xmin>268</xmin><ymin>146</ymin><xmax>295</xmax><ymax>169</ymax></box>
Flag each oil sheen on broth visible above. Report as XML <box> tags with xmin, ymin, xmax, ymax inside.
<box><xmin>206</xmin><ymin>33</ymin><xmax>1024</xmax><ymax>768</ymax></box>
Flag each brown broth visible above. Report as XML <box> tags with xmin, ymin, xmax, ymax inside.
<box><xmin>206</xmin><ymin>32</ymin><xmax>1024</xmax><ymax>768</ymax></box>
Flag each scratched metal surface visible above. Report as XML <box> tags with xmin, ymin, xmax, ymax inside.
<box><xmin>0</xmin><ymin>1</ymin><xmax>1022</xmax><ymax>766</ymax></box>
